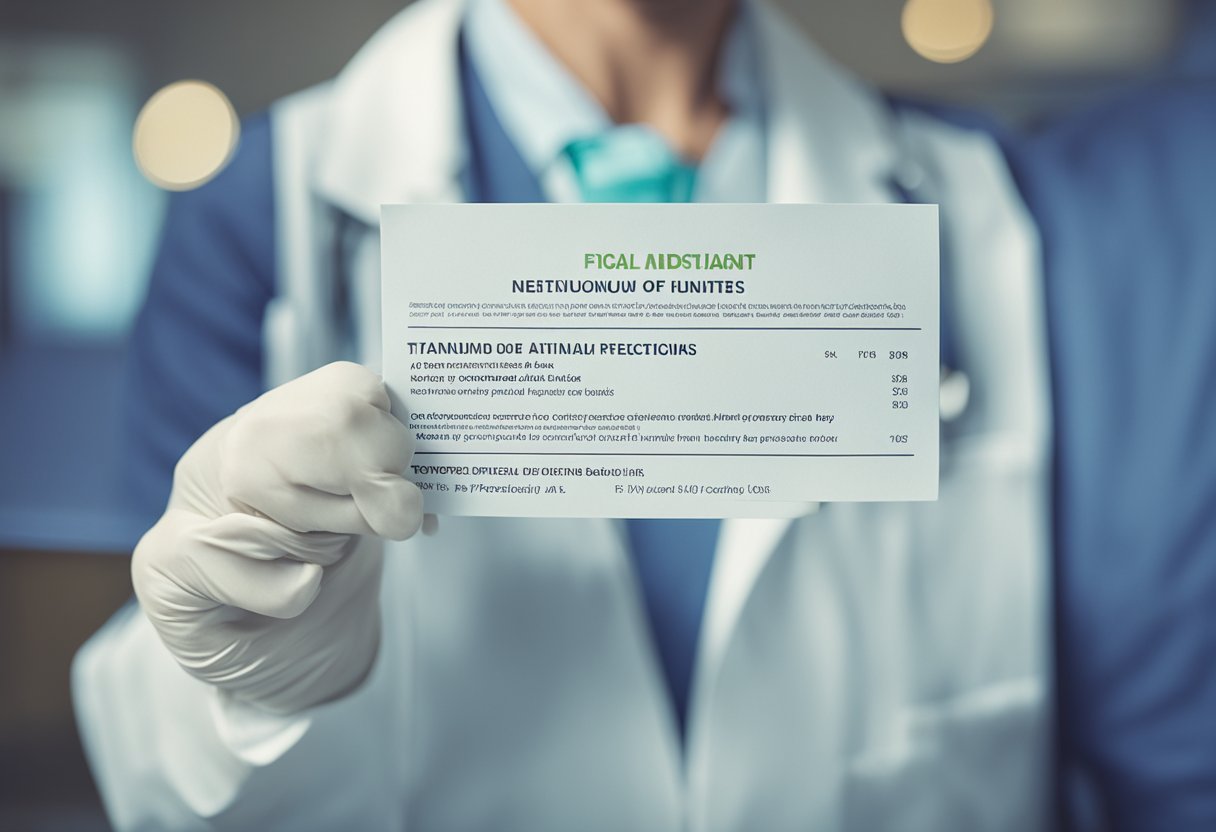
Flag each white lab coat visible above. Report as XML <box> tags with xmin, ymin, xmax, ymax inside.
<box><xmin>73</xmin><ymin>0</ymin><xmax>1054</xmax><ymax>829</ymax></box>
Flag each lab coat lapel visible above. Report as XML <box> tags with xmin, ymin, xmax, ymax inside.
<box><xmin>695</xmin><ymin>519</ymin><xmax>798</xmax><ymax>701</ymax></box>
<box><xmin>314</xmin><ymin>0</ymin><xmax>470</xmax><ymax>222</ymax></box>
<box><xmin>757</xmin><ymin>0</ymin><xmax>897</xmax><ymax>206</ymax></box>
<box><xmin>694</xmin><ymin>0</ymin><xmax>903</xmax><ymax>689</ymax></box>
<box><xmin>688</xmin><ymin>0</ymin><xmax>906</xmax><ymax>819</ymax></box>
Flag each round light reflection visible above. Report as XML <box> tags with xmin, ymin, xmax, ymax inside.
<box><xmin>901</xmin><ymin>0</ymin><xmax>995</xmax><ymax>64</ymax></box>
<box><xmin>133</xmin><ymin>80</ymin><xmax>238</xmax><ymax>191</ymax></box>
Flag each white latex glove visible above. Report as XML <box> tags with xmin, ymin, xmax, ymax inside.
<box><xmin>132</xmin><ymin>362</ymin><xmax>424</xmax><ymax>715</ymax></box>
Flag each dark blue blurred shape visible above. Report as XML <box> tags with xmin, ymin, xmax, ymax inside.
<box><xmin>1019</xmin><ymin>75</ymin><xmax>1216</xmax><ymax>829</ymax></box>
<box><xmin>121</xmin><ymin>114</ymin><xmax>276</xmax><ymax>533</ymax></box>
<box><xmin>0</xmin><ymin>342</ymin><xmax>143</xmax><ymax>551</ymax></box>
<box><xmin>1176</xmin><ymin>0</ymin><xmax>1216</xmax><ymax>75</ymax></box>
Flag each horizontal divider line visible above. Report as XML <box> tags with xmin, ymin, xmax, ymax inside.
<box><xmin>413</xmin><ymin>452</ymin><xmax>915</xmax><ymax>458</ymax></box>
<box><xmin>408</xmin><ymin>325</ymin><xmax>921</xmax><ymax>331</ymax></box>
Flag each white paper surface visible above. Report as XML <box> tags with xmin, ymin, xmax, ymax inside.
<box><xmin>381</xmin><ymin>204</ymin><xmax>938</xmax><ymax>517</ymax></box>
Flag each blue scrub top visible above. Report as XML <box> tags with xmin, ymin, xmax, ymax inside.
<box><xmin>122</xmin><ymin>114</ymin><xmax>276</xmax><ymax>527</ymax></box>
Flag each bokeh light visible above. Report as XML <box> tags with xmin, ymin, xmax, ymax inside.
<box><xmin>132</xmin><ymin>80</ymin><xmax>238</xmax><ymax>191</ymax></box>
<box><xmin>901</xmin><ymin>0</ymin><xmax>995</xmax><ymax>64</ymax></box>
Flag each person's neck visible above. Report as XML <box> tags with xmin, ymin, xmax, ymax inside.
<box><xmin>507</xmin><ymin>0</ymin><xmax>737</xmax><ymax>161</ymax></box>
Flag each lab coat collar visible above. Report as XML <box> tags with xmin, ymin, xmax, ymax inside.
<box><xmin>753</xmin><ymin>1</ymin><xmax>900</xmax><ymax>204</ymax></box>
<box><xmin>312</xmin><ymin>0</ymin><xmax>902</xmax><ymax>223</ymax></box>
<box><xmin>314</xmin><ymin>0</ymin><xmax>471</xmax><ymax>223</ymax></box>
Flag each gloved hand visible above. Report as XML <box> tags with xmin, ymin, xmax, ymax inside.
<box><xmin>131</xmin><ymin>362</ymin><xmax>424</xmax><ymax>715</ymax></box>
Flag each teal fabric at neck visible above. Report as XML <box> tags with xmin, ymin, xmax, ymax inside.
<box><xmin>564</xmin><ymin>124</ymin><xmax>719</xmax><ymax>742</ymax></box>
<box><xmin>564</xmin><ymin>125</ymin><xmax>698</xmax><ymax>203</ymax></box>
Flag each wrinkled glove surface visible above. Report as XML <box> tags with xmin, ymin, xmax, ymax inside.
<box><xmin>132</xmin><ymin>362</ymin><xmax>423</xmax><ymax>714</ymax></box>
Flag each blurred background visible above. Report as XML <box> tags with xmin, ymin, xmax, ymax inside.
<box><xmin>0</xmin><ymin>0</ymin><xmax>1205</xmax><ymax>828</ymax></box>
